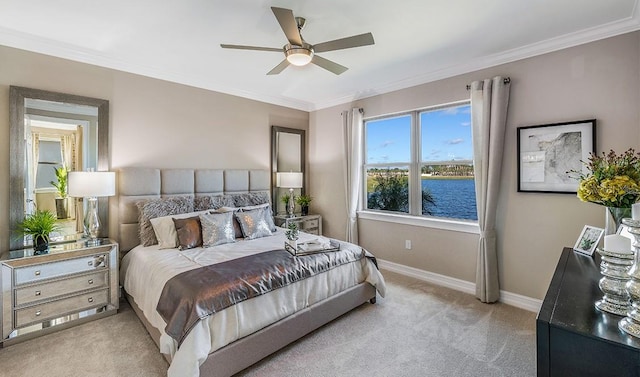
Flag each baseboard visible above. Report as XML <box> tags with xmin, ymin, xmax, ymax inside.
<box><xmin>377</xmin><ymin>259</ymin><xmax>542</xmax><ymax>313</ymax></box>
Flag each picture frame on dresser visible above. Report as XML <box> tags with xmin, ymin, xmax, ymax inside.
<box><xmin>517</xmin><ymin>119</ymin><xmax>596</xmax><ymax>194</ymax></box>
<box><xmin>573</xmin><ymin>225</ymin><xmax>603</xmax><ymax>256</ymax></box>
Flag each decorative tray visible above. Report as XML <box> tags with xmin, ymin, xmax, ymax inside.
<box><xmin>285</xmin><ymin>239</ymin><xmax>340</xmax><ymax>256</ymax></box>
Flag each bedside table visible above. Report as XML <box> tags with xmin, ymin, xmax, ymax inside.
<box><xmin>0</xmin><ymin>239</ymin><xmax>119</xmax><ymax>346</ymax></box>
<box><xmin>274</xmin><ymin>214</ymin><xmax>322</xmax><ymax>235</ymax></box>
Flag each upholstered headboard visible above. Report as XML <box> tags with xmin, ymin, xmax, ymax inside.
<box><xmin>117</xmin><ymin>168</ymin><xmax>270</xmax><ymax>253</ymax></box>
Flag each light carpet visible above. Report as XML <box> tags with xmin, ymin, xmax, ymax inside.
<box><xmin>0</xmin><ymin>271</ymin><xmax>536</xmax><ymax>377</ymax></box>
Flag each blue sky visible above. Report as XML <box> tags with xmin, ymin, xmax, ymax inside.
<box><xmin>365</xmin><ymin>104</ymin><xmax>472</xmax><ymax>164</ymax></box>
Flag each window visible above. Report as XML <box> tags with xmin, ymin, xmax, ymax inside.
<box><xmin>35</xmin><ymin>140</ymin><xmax>63</xmax><ymax>189</ymax></box>
<box><xmin>363</xmin><ymin>102</ymin><xmax>477</xmax><ymax>221</ymax></box>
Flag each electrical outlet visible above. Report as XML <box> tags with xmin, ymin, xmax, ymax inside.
<box><xmin>405</xmin><ymin>240</ymin><xmax>412</xmax><ymax>250</ymax></box>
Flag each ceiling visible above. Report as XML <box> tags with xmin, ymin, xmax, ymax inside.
<box><xmin>1</xmin><ymin>0</ymin><xmax>639</xmax><ymax>111</ymax></box>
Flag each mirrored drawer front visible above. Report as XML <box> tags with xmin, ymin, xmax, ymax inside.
<box><xmin>15</xmin><ymin>289</ymin><xmax>109</xmax><ymax>328</ymax></box>
<box><xmin>14</xmin><ymin>254</ymin><xmax>107</xmax><ymax>285</ymax></box>
<box><xmin>301</xmin><ymin>219</ymin><xmax>319</xmax><ymax>229</ymax></box>
<box><xmin>15</xmin><ymin>271</ymin><xmax>109</xmax><ymax>306</ymax></box>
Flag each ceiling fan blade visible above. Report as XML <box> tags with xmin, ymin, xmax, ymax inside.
<box><xmin>311</xmin><ymin>55</ymin><xmax>348</xmax><ymax>75</ymax></box>
<box><xmin>267</xmin><ymin>59</ymin><xmax>290</xmax><ymax>75</ymax></box>
<box><xmin>313</xmin><ymin>32</ymin><xmax>375</xmax><ymax>53</ymax></box>
<box><xmin>271</xmin><ymin>7</ymin><xmax>303</xmax><ymax>46</ymax></box>
<box><xmin>220</xmin><ymin>44</ymin><xmax>282</xmax><ymax>52</ymax></box>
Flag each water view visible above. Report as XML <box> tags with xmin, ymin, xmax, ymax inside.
<box><xmin>422</xmin><ymin>178</ymin><xmax>477</xmax><ymax>221</ymax></box>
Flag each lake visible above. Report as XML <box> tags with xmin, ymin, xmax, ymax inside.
<box><xmin>422</xmin><ymin>178</ymin><xmax>477</xmax><ymax>221</ymax></box>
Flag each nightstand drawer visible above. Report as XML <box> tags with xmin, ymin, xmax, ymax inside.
<box><xmin>15</xmin><ymin>288</ymin><xmax>109</xmax><ymax>328</ymax></box>
<box><xmin>302</xmin><ymin>218</ymin><xmax>319</xmax><ymax>229</ymax></box>
<box><xmin>15</xmin><ymin>271</ymin><xmax>109</xmax><ymax>306</ymax></box>
<box><xmin>14</xmin><ymin>254</ymin><xmax>107</xmax><ymax>285</ymax></box>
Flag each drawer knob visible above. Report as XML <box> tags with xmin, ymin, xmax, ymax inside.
<box><xmin>35</xmin><ymin>310</ymin><xmax>41</xmax><ymax>317</ymax></box>
<box><xmin>88</xmin><ymin>297</ymin><xmax>94</xmax><ymax>303</ymax></box>
<box><xmin>34</xmin><ymin>270</ymin><xmax>41</xmax><ymax>276</ymax></box>
<box><xmin>88</xmin><ymin>279</ymin><xmax>94</xmax><ymax>285</ymax></box>
<box><xmin>35</xmin><ymin>290</ymin><xmax>41</xmax><ymax>296</ymax></box>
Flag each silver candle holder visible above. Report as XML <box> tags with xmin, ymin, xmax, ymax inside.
<box><xmin>595</xmin><ymin>246</ymin><xmax>633</xmax><ymax>316</ymax></box>
<box><xmin>619</xmin><ymin>218</ymin><xmax>640</xmax><ymax>337</ymax></box>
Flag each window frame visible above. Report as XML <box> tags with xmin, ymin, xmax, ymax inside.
<box><xmin>360</xmin><ymin>100</ymin><xmax>479</xmax><ymax>234</ymax></box>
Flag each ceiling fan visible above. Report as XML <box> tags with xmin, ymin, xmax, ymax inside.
<box><xmin>220</xmin><ymin>7</ymin><xmax>375</xmax><ymax>75</ymax></box>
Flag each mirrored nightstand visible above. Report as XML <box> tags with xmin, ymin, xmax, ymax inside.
<box><xmin>274</xmin><ymin>214</ymin><xmax>322</xmax><ymax>236</ymax></box>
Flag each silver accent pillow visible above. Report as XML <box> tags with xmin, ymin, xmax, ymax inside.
<box><xmin>199</xmin><ymin>212</ymin><xmax>236</xmax><ymax>247</ymax></box>
<box><xmin>231</xmin><ymin>192</ymin><xmax>270</xmax><ymax>207</ymax></box>
<box><xmin>194</xmin><ymin>195</ymin><xmax>235</xmax><ymax>211</ymax></box>
<box><xmin>235</xmin><ymin>207</ymin><xmax>273</xmax><ymax>240</ymax></box>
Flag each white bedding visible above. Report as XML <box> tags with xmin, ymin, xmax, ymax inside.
<box><xmin>121</xmin><ymin>229</ymin><xmax>386</xmax><ymax>377</ymax></box>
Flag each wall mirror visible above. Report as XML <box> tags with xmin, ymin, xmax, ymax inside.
<box><xmin>9</xmin><ymin>86</ymin><xmax>109</xmax><ymax>250</ymax></box>
<box><xmin>271</xmin><ymin>126</ymin><xmax>305</xmax><ymax>215</ymax></box>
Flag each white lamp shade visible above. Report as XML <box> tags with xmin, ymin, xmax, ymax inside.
<box><xmin>277</xmin><ymin>172</ymin><xmax>303</xmax><ymax>188</ymax></box>
<box><xmin>68</xmin><ymin>171</ymin><xmax>116</xmax><ymax>197</ymax></box>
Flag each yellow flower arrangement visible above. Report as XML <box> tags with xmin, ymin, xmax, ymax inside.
<box><xmin>574</xmin><ymin>149</ymin><xmax>640</xmax><ymax>208</ymax></box>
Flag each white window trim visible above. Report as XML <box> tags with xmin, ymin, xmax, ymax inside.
<box><xmin>358</xmin><ymin>210</ymin><xmax>480</xmax><ymax>234</ymax></box>
<box><xmin>362</xmin><ymin>100</ymin><xmax>478</xmax><ymax>231</ymax></box>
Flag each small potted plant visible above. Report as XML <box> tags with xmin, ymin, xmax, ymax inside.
<box><xmin>50</xmin><ymin>166</ymin><xmax>68</xmax><ymax>219</ymax></box>
<box><xmin>284</xmin><ymin>222</ymin><xmax>299</xmax><ymax>254</ymax></box>
<box><xmin>295</xmin><ymin>194</ymin><xmax>313</xmax><ymax>216</ymax></box>
<box><xmin>16</xmin><ymin>210</ymin><xmax>60</xmax><ymax>253</ymax></box>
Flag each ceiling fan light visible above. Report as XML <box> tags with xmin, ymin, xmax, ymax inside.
<box><xmin>285</xmin><ymin>46</ymin><xmax>313</xmax><ymax>66</ymax></box>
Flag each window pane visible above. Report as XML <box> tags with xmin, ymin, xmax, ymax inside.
<box><xmin>365</xmin><ymin>115</ymin><xmax>411</xmax><ymax>164</ymax></box>
<box><xmin>366</xmin><ymin>167</ymin><xmax>409</xmax><ymax>213</ymax></box>
<box><xmin>420</xmin><ymin>105</ymin><xmax>477</xmax><ymax>220</ymax></box>
<box><xmin>421</xmin><ymin>166</ymin><xmax>477</xmax><ymax>221</ymax></box>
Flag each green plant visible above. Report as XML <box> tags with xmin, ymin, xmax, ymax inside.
<box><xmin>285</xmin><ymin>221</ymin><xmax>299</xmax><ymax>241</ymax></box>
<box><xmin>280</xmin><ymin>195</ymin><xmax>290</xmax><ymax>205</ymax></box>
<box><xmin>50</xmin><ymin>166</ymin><xmax>68</xmax><ymax>199</ymax></box>
<box><xmin>16</xmin><ymin>210</ymin><xmax>60</xmax><ymax>246</ymax></box>
<box><xmin>295</xmin><ymin>194</ymin><xmax>313</xmax><ymax>207</ymax></box>
<box><xmin>367</xmin><ymin>169</ymin><xmax>436</xmax><ymax>214</ymax></box>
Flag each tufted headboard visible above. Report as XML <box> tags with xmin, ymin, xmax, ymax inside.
<box><xmin>117</xmin><ymin>168</ymin><xmax>270</xmax><ymax>253</ymax></box>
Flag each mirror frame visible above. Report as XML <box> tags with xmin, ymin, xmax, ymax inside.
<box><xmin>9</xmin><ymin>86</ymin><xmax>110</xmax><ymax>250</ymax></box>
<box><xmin>271</xmin><ymin>126</ymin><xmax>306</xmax><ymax>215</ymax></box>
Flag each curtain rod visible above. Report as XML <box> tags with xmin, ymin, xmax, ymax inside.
<box><xmin>466</xmin><ymin>77</ymin><xmax>511</xmax><ymax>90</ymax></box>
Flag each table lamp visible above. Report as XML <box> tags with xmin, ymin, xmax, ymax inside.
<box><xmin>277</xmin><ymin>172</ymin><xmax>303</xmax><ymax>217</ymax></box>
<box><xmin>68</xmin><ymin>171</ymin><xmax>116</xmax><ymax>244</ymax></box>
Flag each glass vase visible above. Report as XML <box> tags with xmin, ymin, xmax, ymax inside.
<box><xmin>606</xmin><ymin>207</ymin><xmax>632</xmax><ymax>235</ymax></box>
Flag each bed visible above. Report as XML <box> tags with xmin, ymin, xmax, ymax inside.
<box><xmin>117</xmin><ymin>167</ymin><xmax>386</xmax><ymax>377</ymax></box>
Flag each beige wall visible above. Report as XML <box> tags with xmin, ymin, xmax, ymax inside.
<box><xmin>0</xmin><ymin>45</ymin><xmax>308</xmax><ymax>250</ymax></box>
<box><xmin>309</xmin><ymin>31</ymin><xmax>640</xmax><ymax>300</ymax></box>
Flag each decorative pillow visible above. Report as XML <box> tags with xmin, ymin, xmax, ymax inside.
<box><xmin>199</xmin><ymin>212</ymin><xmax>236</xmax><ymax>247</ymax></box>
<box><xmin>215</xmin><ymin>207</ymin><xmax>244</xmax><ymax>238</ymax></box>
<box><xmin>231</xmin><ymin>192</ymin><xmax>270</xmax><ymax>207</ymax></box>
<box><xmin>137</xmin><ymin>196</ymin><xmax>194</xmax><ymax>247</ymax></box>
<box><xmin>150</xmin><ymin>210</ymin><xmax>209</xmax><ymax>249</ymax></box>
<box><xmin>194</xmin><ymin>195</ymin><xmax>235</xmax><ymax>212</ymax></box>
<box><xmin>235</xmin><ymin>207</ymin><xmax>273</xmax><ymax>240</ymax></box>
<box><xmin>240</xmin><ymin>203</ymin><xmax>277</xmax><ymax>232</ymax></box>
<box><xmin>172</xmin><ymin>216</ymin><xmax>202</xmax><ymax>250</ymax></box>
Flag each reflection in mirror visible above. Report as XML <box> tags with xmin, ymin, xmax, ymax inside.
<box><xmin>271</xmin><ymin>126</ymin><xmax>305</xmax><ymax>215</ymax></box>
<box><xmin>9</xmin><ymin>87</ymin><xmax>109</xmax><ymax>250</ymax></box>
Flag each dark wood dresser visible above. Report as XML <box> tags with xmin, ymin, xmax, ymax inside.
<box><xmin>537</xmin><ymin>247</ymin><xmax>640</xmax><ymax>377</ymax></box>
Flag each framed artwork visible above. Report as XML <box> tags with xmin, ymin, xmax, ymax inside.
<box><xmin>517</xmin><ymin>119</ymin><xmax>596</xmax><ymax>193</ymax></box>
<box><xmin>573</xmin><ymin>225</ymin><xmax>604</xmax><ymax>256</ymax></box>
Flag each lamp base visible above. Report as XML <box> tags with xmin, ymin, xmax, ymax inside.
<box><xmin>287</xmin><ymin>188</ymin><xmax>296</xmax><ymax>217</ymax></box>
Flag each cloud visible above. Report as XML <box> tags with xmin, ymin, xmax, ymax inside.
<box><xmin>460</xmin><ymin>122</ymin><xmax>471</xmax><ymax>127</ymax></box>
<box><xmin>447</xmin><ymin>138</ymin><xmax>464</xmax><ymax>145</ymax></box>
<box><xmin>379</xmin><ymin>140</ymin><xmax>394</xmax><ymax>148</ymax></box>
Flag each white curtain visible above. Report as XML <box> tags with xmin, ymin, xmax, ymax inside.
<box><xmin>342</xmin><ymin>108</ymin><xmax>364</xmax><ymax>244</ymax></box>
<box><xmin>29</xmin><ymin>132</ymin><xmax>40</xmax><ymax>214</ymax></box>
<box><xmin>470</xmin><ymin>76</ymin><xmax>511</xmax><ymax>303</ymax></box>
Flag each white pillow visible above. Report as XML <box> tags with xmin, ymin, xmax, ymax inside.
<box><xmin>150</xmin><ymin>210</ymin><xmax>209</xmax><ymax>249</ymax></box>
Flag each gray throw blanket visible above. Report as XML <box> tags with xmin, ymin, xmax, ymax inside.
<box><xmin>157</xmin><ymin>247</ymin><xmax>365</xmax><ymax>345</ymax></box>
